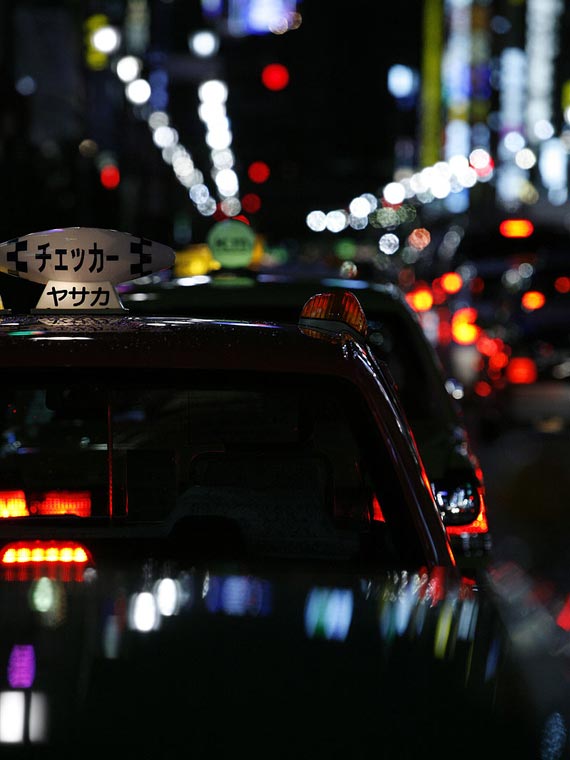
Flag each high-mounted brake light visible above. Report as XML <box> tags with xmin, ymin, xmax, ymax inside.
<box><xmin>0</xmin><ymin>541</ymin><xmax>93</xmax><ymax>581</ymax></box>
<box><xmin>0</xmin><ymin>490</ymin><xmax>91</xmax><ymax>518</ymax></box>
<box><xmin>299</xmin><ymin>291</ymin><xmax>368</xmax><ymax>337</ymax></box>
<box><xmin>0</xmin><ymin>227</ymin><xmax>174</xmax><ymax>312</ymax></box>
<box><xmin>499</xmin><ymin>219</ymin><xmax>534</xmax><ymax>238</ymax></box>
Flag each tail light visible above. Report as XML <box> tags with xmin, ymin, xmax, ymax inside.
<box><xmin>0</xmin><ymin>491</ymin><xmax>91</xmax><ymax>518</ymax></box>
<box><xmin>0</xmin><ymin>541</ymin><xmax>93</xmax><ymax>582</ymax></box>
<box><xmin>506</xmin><ymin>357</ymin><xmax>538</xmax><ymax>384</ymax></box>
<box><xmin>499</xmin><ymin>219</ymin><xmax>534</xmax><ymax>238</ymax></box>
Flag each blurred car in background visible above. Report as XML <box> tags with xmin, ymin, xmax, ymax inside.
<box><xmin>0</xmin><ymin>226</ymin><xmax>565</xmax><ymax>758</ymax></box>
<box><xmin>120</xmin><ymin>247</ymin><xmax>492</xmax><ymax>560</ymax></box>
<box><xmin>444</xmin><ymin>217</ymin><xmax>570</xmax><ymax>438</ymax></box>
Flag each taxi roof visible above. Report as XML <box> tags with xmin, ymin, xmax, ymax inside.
<box><xmin>0</xmin><ymin>312</ymin><xmax>372</xmax><ymax>376</ymax></box>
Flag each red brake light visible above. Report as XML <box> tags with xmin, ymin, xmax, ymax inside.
<box><xmin>0</xmin><ymin>491</ymin><xmax>28</xmax><ymax>517</ymax></box>
<box><xmin>440</xmin><ymin>272</ymin><xmax>463</xmax><ymax>294</ymax></box>
<box><xmin>0</xmin><ymin>541</ymin><xmax>93</xmax><ymax>581</ymax></box>
<box><xmin>451</xmin><ymin>307</ymin><xmax>480</xmax><ymax>345</ymax></box>
<box><xmin>506</xmin><ymin>357</ymin><xmax>537</xmax><ymax>384</ymax></box>
<box><xmin>499</xmin><ymin>219</ymin><xmax>534</xmax><ymax>238</ymax></box>
<box><xmin>405</xmin><ymin>285</ymin><xmax>433</xmax><ymax>313</ymax></box>
<box><xmin>0</xmin><ymin>491</ymin><xmax>91</xmax><ymax>518</ymax></box>
<box><xmin>521</xmin><ymin>290</ymin><xmax>545</xmax><ymax>311</ymax></box>
<box><xmin>299</xmin><ymin>291</ymin><xmax>368</xmax><ymax>337</ymax></box>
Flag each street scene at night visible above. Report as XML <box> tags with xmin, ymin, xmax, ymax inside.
<box><xmin>2</xmin><ymin>1</ymin><xmax>570</xmax><ymax>757</ymax></box>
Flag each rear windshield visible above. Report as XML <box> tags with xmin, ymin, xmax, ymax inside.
<box><xmin>0</xmin><ymin>370</ymin><xmax>426</xmax><ymax>567</ymax></box>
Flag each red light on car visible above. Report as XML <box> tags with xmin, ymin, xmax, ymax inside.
<box><xmin>371</xmin><ymin>493</ymin><xmax>385</xmax><ymax>522</ymax></box>
<box><xmin>405</xmin><ymin>286</ymin><xmax>433</xmax><ymax>312</ymax></box>
<box><xmin>299</xmin><ymin>291</ymin><xmax>368</xmax><ymax>336</ymax></box>
<box><xmin>521</xmin><ymin>290</ymin><xmax>545</xmax><ymax>311</ymax></box>
<box><xmin>506</xmin><ymin>357</ymin><xmax>537</xmax><ymax>384</ymax></box>
<box><xmin>488</xmin><ymin>350</ymin><xmax>509</xmax><ymax>371</ymax></box>
<box><xmin>451</xmin><ymin>307</ymin><xmax>480</xmax><ymax>345</ymax></box>
<box><xmin>474</xmin><ymin>381</ymin><xmax>492</xmax><ymax>397</ymax></box>
<box><xmin>1</xmin><ymin>541</ymin><xmax>90</xmax><ymax>565</ymax></box>
<box><xmin>446</xmin><ymin>496</ymin><xmax>489</xmax><ymax>536</ymax></box>
<box><xmin>0</xmin><ymin>491</ymin><xmax>28</xmax><ymax>517</ymax></box>
<box><xmin>0</xmin><ymin>491</ymin><xmax>91</xmax><ymax>518</ymax></box>
<box><xmin>30</xmin><ymin>491</ymin><xmax>91</xmax><ymax>517</ymax></box>
<box><xmin>499</xmin><ymin>219</ymin><xmax>534</xmax><ymax>238</ymax></box>
<box><xmin>440</xmin><ymin>272</ymin><xmax>463</xmax><ymax>294</ymax></box>
<box><xmin>0</xmin><ymin>541</ymin><xmax>93</xmax><ymax>581</ymax></box>
<box><xmin>470</xmin><ymin>276</ymin><xmax>485</xmax><ymax>294</ymax></box>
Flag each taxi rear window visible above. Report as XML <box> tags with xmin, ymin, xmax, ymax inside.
<box><xmin>0</xmin><ymin>371</ymin><xmax>424</xmax><ymax>566</ymax></box>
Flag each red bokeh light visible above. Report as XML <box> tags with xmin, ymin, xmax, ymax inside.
<box><xmin>248</xmin><ymin>161</ymin><xmax>271</xmax><ymax>183</ymax></box>
<box><xmin>99</xmin><ymin>164</ymin><xmax>120</xmax><ymax>189</ymax></box>
<box><xmin>261</xmin><ymin>63</ymin><xmax>290</xmax><ymax>91</ymax></box>
<box><xmin>242</xmin><ymin>193</ymin><xmax>262</xmax><ymax>213</ymax></box>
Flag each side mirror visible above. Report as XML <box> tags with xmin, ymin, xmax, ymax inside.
<box><xmin>431</xmin><ymin>472</ymin><xmax>481</xmax><ymax>527</ymax></box>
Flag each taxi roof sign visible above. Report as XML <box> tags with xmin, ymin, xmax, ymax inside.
<box><xmin>207</xmin><ymin>220</ymin><xmax>256</xmax><ymax>269</ymax></box>
<box><xmin>0</xmin><ymin>227</ymin><xmax>174</xmax><ymax>312</ymax></box>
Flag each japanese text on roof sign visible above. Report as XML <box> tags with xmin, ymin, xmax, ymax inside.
<box><xmin>4</xmin><ymin>236</ymin><xmax>155</xmax><ymax>282</ymax></box>
<box><xmin>43</xmin><ymin>285</ymin><xmax>113</xmax><ymax>309</ymax></box>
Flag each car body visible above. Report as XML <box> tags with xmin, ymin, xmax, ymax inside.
<box><xmin>119</xmin><ymin>262</ymin><xmax>491</xmax><ymax>559</ymax></box>
<box><xmin>0</xmin><ymin>227</ymin><xmax>567</xmax><ymax>757</ymax></box>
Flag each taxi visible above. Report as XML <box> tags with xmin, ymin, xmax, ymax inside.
<box><xmin>0</xmin><ymin>227</ymin><xmax>560</xmax><ymax>757</ymax></box>
<box><xmin>118</xmin><ymin>220</ymin><xmax>492</xmax><ymax>561</ymax></box>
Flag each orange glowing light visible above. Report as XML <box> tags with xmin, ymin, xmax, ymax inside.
<box><xmin>1</xmin><ymin>541</ymin><xmax>91</xmax><ymax>565</ymax></box>
<box><xmin>440</xmin><ymin>272</ymin><xmax>463</xmax><ymax>294</ymax></box>
<box><xmin>451</xmin><ymin>307</ymin><xmax>480</xmax><ymax>345</ymax></box>
<box><xmin>506</xmin><ymin>357</ymin><xmax>537</xmax><ymax>384</ymax></box>
<box><xmin>299</xmin><ymin>291</ymin><xmax>368</xmax><ymax>336</ymax></box>
<box><xmin>406</xmin><ymin>287</ymin><xmax>433</xmax><ymax>312</ymax></box>
<box><xmin>0</xmin><ymin>491</ymin><xmax>28</xmax><ymax>517</ymax></box>
<box><xmin>499</xmin><ymin>219</ymin><xmax>534</xmax><ymax>238</ymax></box>
<box><xmin>521</xmin><ymin>290</ymin><xmax>545</xmax><ymax>311</ymax></box>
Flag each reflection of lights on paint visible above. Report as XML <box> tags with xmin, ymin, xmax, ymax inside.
<box><xmin>7</xmin><ymin>645</ymin><xmax>35</xmax><ymax>689</ymax></box>
<box><xmin>129</xmin><ymin>591</ymin><xmax>160</xmax><ymax>632</ymax></box>
<box><xmin>0</xmin><ymin>691</ymin><xmax>25</xmax><ymax>743</ymax></box>
<box><xmin>155</xmin><ymin>578</ymin><xmax>180</xmax><ymax>617</ymax></box>
<box><xmin>304</xmin><ymin>587</ymin><xmax>353</xmax><ymax>641</ymax></box>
